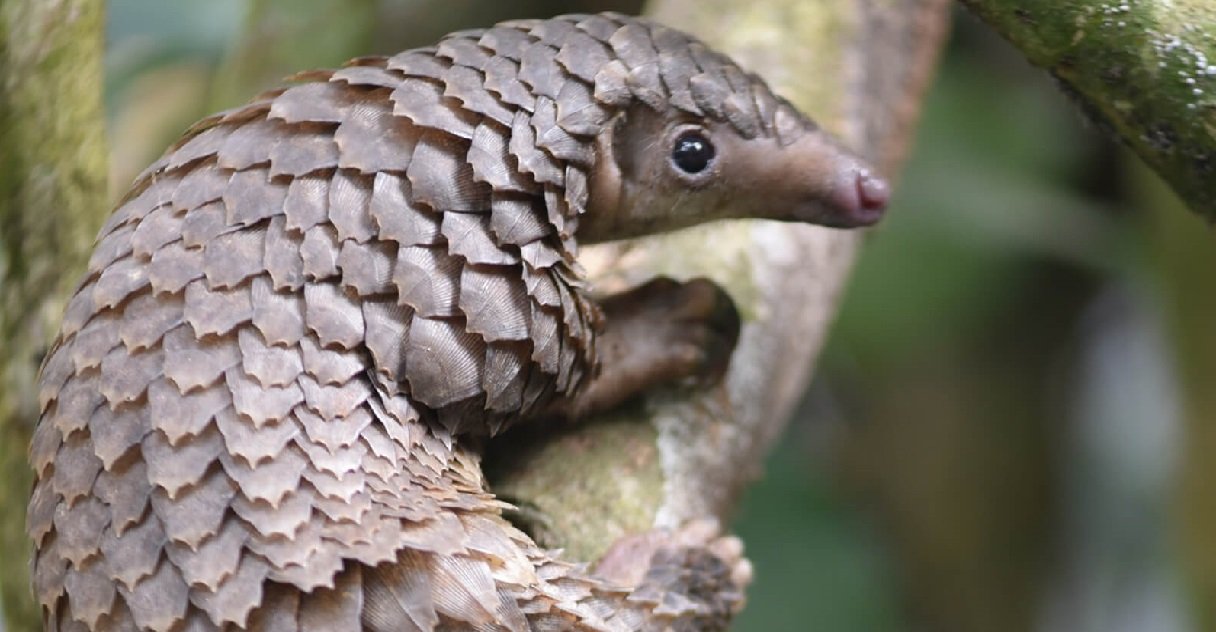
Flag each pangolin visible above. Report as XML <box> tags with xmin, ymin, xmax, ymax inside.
<box><xmin>27</xmin><ymin>12</ymin><xmax>888</xmax><ymax>632</ymax></box>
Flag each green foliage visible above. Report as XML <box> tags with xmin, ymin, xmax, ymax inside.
<box><xmin>735</xmin><ymin>17</ymin><xmax>1194</xmax><ymax>630</ymax></box>
<box><xmin>734</xmin><ymin>436</ymin><xmax>903</xmax><ymax>632</ymax></box>
<box><xmin>834</xmin><ymin>46</ymin><xmax>1128</xmax><ymax>370</ymax></box>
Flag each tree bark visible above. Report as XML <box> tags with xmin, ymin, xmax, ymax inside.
<box><xmin>487</xmin><ymin>0</ymin><xmax>953</xmax><ymax>567</ymax></box>
<box><xmin>0</xmin><ymin>1</ymin><xmax>109</xmax><ymax>630</ymax></box>
<box><xmin>958</xmin><ymin>0</ymin><xmax>1216</xmax><ymax>219</ymax></box>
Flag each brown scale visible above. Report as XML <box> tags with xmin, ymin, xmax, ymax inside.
<box><xmin>29</xmin><ymin>12</ymin><xmax>891</xmax><ymax>632</ymax></box>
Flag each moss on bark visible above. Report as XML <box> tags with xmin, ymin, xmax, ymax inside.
<box><xmin>960</xmin><ymin>0</ymin><xmax>1216</xmax><ymax>218</ymax></box>
<box><xmin>0</xmin><ymin>1</ymin><xmax>108</xmax><ymax>630</ymax></box>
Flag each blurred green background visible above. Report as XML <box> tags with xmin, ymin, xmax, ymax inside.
<box><xmin>101</xmin><ymin>2</ymin><xmax>1212</xmax><ymax>631</ymax></box>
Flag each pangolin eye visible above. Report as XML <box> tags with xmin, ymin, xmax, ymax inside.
<box><xmin>670</xmin><ymin>131</ymin><xmax>715</xmax><ymax>174</ymax></box>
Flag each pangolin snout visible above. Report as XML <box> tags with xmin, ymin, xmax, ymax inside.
<box><xmin>778</xmin><ymin>133</ymin><xmax>889</xmax><ymax>229</ymax></box>
<box><xmin>827</xmin><ymin>167</ymin><xmax>889</xmax><ymax>227</ymax></box>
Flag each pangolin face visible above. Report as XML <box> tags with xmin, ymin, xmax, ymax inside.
<box><xmin>580</xmin><ymin>102</ymin><xmax>889</xmax><ymax>243</ymax></box>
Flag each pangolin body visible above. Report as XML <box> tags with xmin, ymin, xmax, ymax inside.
<box><xmin>28</xmin><ymin>12</ymin><xmax>887</xmax><ymax>631</ymax></box>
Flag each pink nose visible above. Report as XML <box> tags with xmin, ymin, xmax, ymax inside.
<box><xmin>857</xmin><ymin>171</ymin><xmax>890</xmax><ymax>212</ymax></box>
<box><xmin>828</xmin><ymin>168</ymin><xmax>889</xmax><ymax>227</ymax></box>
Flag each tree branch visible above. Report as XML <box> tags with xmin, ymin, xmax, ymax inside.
<box><xmin>487</xmin><ymin>0</ymin><xmax>952</xmax><ymax>564</ymax></box>
<box><xmin>959</xmin><ymin>0</ymin><xmax>1216</xmax><ymax>218</ymax></box>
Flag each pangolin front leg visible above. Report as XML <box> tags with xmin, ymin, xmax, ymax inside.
<box><xmin>550</xmin><ymin>277</ymin><xmax>741</xmax><ymax>419</ymax></box>
<box><xmin>27</xmin><ymin>11</ymin><xmax>888</xmax><ymax>632</ymax></box>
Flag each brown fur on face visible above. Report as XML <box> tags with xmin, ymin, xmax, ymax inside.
<box><xmin>580</xmin><ymin>103</ymin><xmax>887</xmax><ymax>243</ymax></box>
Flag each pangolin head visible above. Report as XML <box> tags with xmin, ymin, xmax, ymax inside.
<box><xmin>578</xmin><ymin>20</ymin><xmax>888</xmax><ymax>243</ymax></box>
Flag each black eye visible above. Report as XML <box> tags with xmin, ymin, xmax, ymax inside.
<box><xmin>671</xmin><ymin>131</ymin><xmax>715</xmax><ymax>174</ymax></box>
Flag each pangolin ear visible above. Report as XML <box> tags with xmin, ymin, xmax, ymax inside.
<box><xmin>599</xmin><ymin>111</ymin><xmax>628</xmax><ymax>175</ymax></box>
<box><xmin>588</xmin><ymin>112</ymin><xmax>627</xmax><ymax>218</ymax></box>
<box><xmin>604</xmin><ymin>106</ymin><xmax>666</xmax><ymax>181</ymax></box>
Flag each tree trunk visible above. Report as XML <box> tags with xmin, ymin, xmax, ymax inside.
<box><xmin>0</xmin><ymin>2</ymin><xmax>108</xmax><ymax>630</ymax></box>
<box><xmin>488</xmin><ymin>0</ymin><xmax>953</xmax><ymax>565</ymax></box>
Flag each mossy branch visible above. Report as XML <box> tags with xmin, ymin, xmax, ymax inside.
<box><xmin>0</xmin><ymin>1</ymin><xmax>108</xmax><ymax>630</ymax></box>
<box><xmin>959</xmin><ymin>0</ymin><xmax>1216</xmax><ymax>218</ymax></box>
